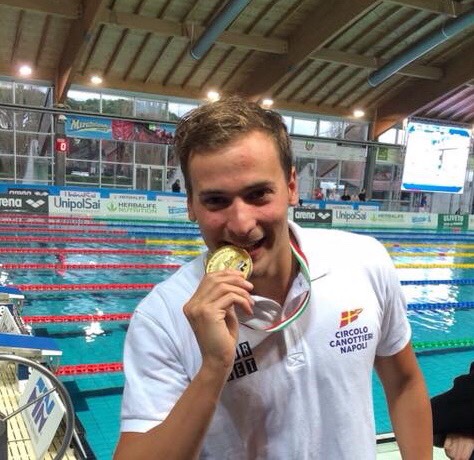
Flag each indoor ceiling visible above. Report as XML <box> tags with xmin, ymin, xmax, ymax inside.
<box><xmin>0</xmin><ymin>0</ymin><xmax>473</xmax><ymax>138</ymax></box>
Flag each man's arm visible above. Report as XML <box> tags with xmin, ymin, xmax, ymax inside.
<box><xmin>114</xmin><ymin>269</ymin><xmax>254</xmax><ymax>460</ymax></box>
<box><xmin>114</xmin><ymin>362</ymin><xmax>229</xmax><ymax>460</ymax></box>
<box><xmin>375</xmin><ymin>343</ymin><xmax>433</xmax><ymax>460</ymax></box>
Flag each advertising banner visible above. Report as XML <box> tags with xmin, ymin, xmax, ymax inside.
<box><xmin>292</xmin><ymin>139</ymin><xmax>366</xmax><ymax>161</ymax></box>
<box><xmin>292</xmin><ymin>207</ymin><xmax>333</xmax><ymax>226</ymax></box>
<box><xmin>332</xmin><ymin>209</ymin><xmax>370</xmax><ymax>227</ymax></box>
<box><xmin>0</xmin><ymin>193</ymin><xmax>48</xmax><ymax>214</ymax></box>
<box><xmin>49</xmin><ymin>190</ymin><xmax>101</xmax><ymax>216</ymax></box>
<box><xmin>66</xmin><ymin>115</ymin><xmax>175</xmax><ymax>144</ymax></box>
<box><xmin>156</xmin><ymin>195</ymin><xmax>188</xmax><ymax>221</ymax></box>
<box><xmin>437</xmin><ymin>214</ymin><xmax>469</xmax><ymax>231</ymax></box>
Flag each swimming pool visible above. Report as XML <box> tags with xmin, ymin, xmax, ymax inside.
<box><xmin>1</xmin><ymin>218</ymin><xmax>473</xmax><ymax>458</ymax></box>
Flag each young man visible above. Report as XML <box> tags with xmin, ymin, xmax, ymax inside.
<box><xmin>115</xmin><ymin>96</ymin><xmax>432</xmax><ymax>459</ymax></box>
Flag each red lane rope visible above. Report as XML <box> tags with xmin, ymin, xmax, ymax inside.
<box><xmin>0</xmin><ymin>219</ymin><xmax>106</xmax><ymax>228</ymax></box>
<box><xmin>3</xmin><ymin>262</ymin><xmax>181</xmax><ymax>270</ymax></box>
<box><xmin>14</xmin><ymin>283</ymin><xmax>155</xmax><ymax>291</ymax></box>
<box><xmin>0</xmin><ymin>213</ymin><xmax>96</xmax><ymax>223</ymax></box>
<box><xmin>23</xmin><ymin>313</ymin><xmax>132</xmax><ymax>323</ymax></box>
<box><xmin>56</xmin><ymin>362</ymin><xmax>123</xmax><ymax>376</ymax></box>
<box><xmin>0</xmin><ymin>227</ymin><xmax>127</xmax><ymax>235</ymax></box>
<box><xmin>0</xmin><ymin>235</ymin><xmax>146</xmax><ymax>244</ymax></box>
<box><xmin>0</xmin><ymin>248</ymin><xmax>174</xmax><ymax>255</ymax></box>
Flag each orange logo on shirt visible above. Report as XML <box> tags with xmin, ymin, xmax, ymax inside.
<box><xmin>339</xmin><ymin>308</ymin><xmax>363</xmax><ymax>327</ymax></box>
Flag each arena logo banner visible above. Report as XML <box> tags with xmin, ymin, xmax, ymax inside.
<box><xmin>7</xmin><ymin>188</ymin><xmax>49</xmax><ymax>197</ymax></box>
<box><xmin>66</xmin><ymin>115</ymin><xmax>175</xmax><ymax>144</ymax></box>
<box><xmin>293</xmin><ymin>207</ymin><xmax>333</xmax><ymax>226</ymax></box>
<box><xmin>0</xmin><ymin>193</ymin><xmax>48</xmax><ymax>214</ymax></box>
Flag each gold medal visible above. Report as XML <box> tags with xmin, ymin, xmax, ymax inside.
<box><xmin>205</xmin><ymin>245</ymin><xmax>253</xmax><ymax>279</ymax></box>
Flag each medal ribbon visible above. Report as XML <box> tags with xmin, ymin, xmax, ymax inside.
<box><xmin>244</xmin><ymin>240</ymin><xmax>312</xmax><ymax>333</ymax></box>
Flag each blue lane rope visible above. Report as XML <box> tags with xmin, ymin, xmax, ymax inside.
<box><xmin>408</xmin><ymin>301</ymin><xmax>474</xmax><ymax>311</ymax></box>
<box><xmin>401</xmin><ymin>278</ymin><xmax>474</xmax><ymax>285</ymax></box>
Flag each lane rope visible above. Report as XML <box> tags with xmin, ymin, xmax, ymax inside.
<box><xmin>395</xmin><ymin>263</ymin><xmax>474</xmax><ymax>269</ymax></box>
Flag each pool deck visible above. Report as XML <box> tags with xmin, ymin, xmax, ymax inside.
<box><xmin>0</xmin><ymin>361</ymin><xmax>77</xmax><ymax>459</ymax></box>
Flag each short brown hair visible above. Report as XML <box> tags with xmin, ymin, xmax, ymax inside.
<box><xmin>173</xmin><ymin>96</ymin><xmax>293</xmax><ymax>194</ymax></box>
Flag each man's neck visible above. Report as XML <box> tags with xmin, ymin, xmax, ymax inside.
<box><xmin>252</xmin><ymin>244</ymin><xmax>298</xmax><ymax>305</ymax></box>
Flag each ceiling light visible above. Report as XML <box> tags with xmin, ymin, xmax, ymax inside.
<box><xmin>353</xmin><ymin>109</ymin><xmax>365</xmax><ymax>118</ymax></box>
<box><xmin>207</xmin><ymin>90</ymin><xmax>220</xmax><ymax>102</ymax></box>
<box><xmin>90</xmin><ymin>75</ymin><xmax>103</xmax><ymax>85</ymax></box>
<box><xmin>18</xmin><ymin>65</ymin><xmax>32</xmax><ymax>77</ymax></box>
<box><xmin>261</xmin><ymin>98</ymin><xmax>274</xmax><ymax>109</ymax></box>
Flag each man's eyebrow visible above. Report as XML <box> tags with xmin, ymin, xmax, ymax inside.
<box><xmin>199</xmin><ymin>181</ymin><xmax>273</xmax><ymax>198</ymax></box>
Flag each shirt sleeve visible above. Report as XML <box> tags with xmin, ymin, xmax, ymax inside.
<box><xmin>373</xmin><ymin>240</ymin><xmax>412</xmax><ymax>357</ymax></box>
<box><xmin>120</xmin><ymin>300</ymin><xmax>191</xmax><ymax>433</ymax></box>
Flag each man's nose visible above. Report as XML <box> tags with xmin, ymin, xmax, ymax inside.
<box><xmin>226</xmin><ymin>199</ymin><xmax>256</xmax><ymax>238</ymax></box>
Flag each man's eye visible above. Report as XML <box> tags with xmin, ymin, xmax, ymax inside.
<box><xmin>203</xmin><ymin>196</ymin><xmax>228</xmax><ymax>207</ymax></box>
<box><xmin>248</xmin><ymin>189</ymin><xmax>270</xmax><ymax>201</ymax></box>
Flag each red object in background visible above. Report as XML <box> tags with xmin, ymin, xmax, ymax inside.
<box><xmin>55</xmin><ymin>137</ymin><xmax>69</xmax><ymax>153</ymax></box>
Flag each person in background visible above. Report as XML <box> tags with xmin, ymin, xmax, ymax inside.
<box><xmin>431</xmin><ymin>362</ymin><xmax>474</xmax><ymax>460</ymax></box>
<box><xmin>115</xmin><ymin>96</ymin><xmax>432</xmax><ymax>460</ymax></box>
<box><xmin>340</xmin><ymin>185</ymin><xmax>351</xmax><ymax>201</ymax></box>
<box><xmin>171</xmin><ymin>178</ymin><xmax>181</xmax><ymax>193</ymax></box>
<box><xmin>312</xmin><ymin>186</ymin><xmax>324</xmax><ymax>200</ymax></box>
<box><xmin>359</xmin><ymin>188</ymin><xmax>367</xmax><ymax>202</ymax></box>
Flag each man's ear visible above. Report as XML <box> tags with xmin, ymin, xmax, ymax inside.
<box><xmin>288</xmin><ymin>167</ymin><xmax>298</xmax><ymax>206</ymax></box>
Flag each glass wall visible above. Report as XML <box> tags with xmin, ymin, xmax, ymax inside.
<box><xmin>0</xmin><ymin>81</ymin><xmax>376</xmax><ymax>194</ymax></box>
<box><xmin>0</xmin><ymin>82</ymin><xmax>54</xmax><ymax>184</ymax></box>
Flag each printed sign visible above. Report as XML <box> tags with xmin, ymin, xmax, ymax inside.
<box><xmin>19</xmin><ymin>369</ymin><xmax>65</xmax><ymax>459</ymax></box>
<box><xmin>437</xmin><ymin>214</ymin><xmax>468</xmax><ymax>231</ymax></box>
<box><xmin>49</xmin><ymin>190</ymin><xmax>101</xmax><ymax>215</ymax></box>
<box><xmin>0</xmin><ymin>194</ymin><xmax>48</xmax><ymax>214</ymax></box>
<box><xmin>293</xmin><ymin>207</ymin><xmax>333</xmax><ymax>225</ymax></box>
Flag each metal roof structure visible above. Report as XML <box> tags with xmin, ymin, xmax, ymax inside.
<box><xmin>0</xmin><ymin>0</ymin><xmax>473</xmax><ymax>136</ymax></box>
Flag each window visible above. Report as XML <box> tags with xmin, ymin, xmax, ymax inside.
<box><xmin>135</xmin><ymin>143</ymin><xmax>166</xmax><ymax>166</ymax></box>
<box><xmin>168</xmin><ymin>102</ymin><xmax>198</xmax><ymax>121</ymax></box>
<box><xmin>135</xmin><ymin>99</ymin><xmax>168</xmax><ymax>120</ymax></box>
<box><xmin>319</xmin><ymin>119</ymin><xmax>344</xmax><ymax>138</ymax></box>
<box><xmin>15</xmin><ymin>84</ymin><xmax>51</xmax><ymax>107</ymax></box>
<box><xmin>66</xmin><ymin>90</ymin><xmax>101</xmax><ymax>113</ymax></box>
<box><xmin>0</xmin><ymin>81</ymin><xmax>13</xmax><ymax>103</ymax></box>
<box><xmin>102</xmin><ymin>94</ymin><xmax>133</xmax><ymax>117</ymax></box>
<box><xmin>16</xmin><ymin>134</ymin><xmax>52</xmax><ymax>158</ymax></box>
<box><xmin>68</xmin><ymin>138</ymin><xmax>100</xmax><ymax>161</ymax></box>
<box><xmin>15</xmin><ymin>111</ymin><xmax>53</xmax><ymax>133</ymax></box>
<box><xmin>293</xmin><ymin>118</ymin><xmax>317</xmax><ymax>136</ymax></box>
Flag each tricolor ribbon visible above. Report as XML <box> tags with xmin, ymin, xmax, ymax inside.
<box><xmin>237</xmin><ymin>240</ymin><xmax>311</xmax><ymax>333</ymax></box>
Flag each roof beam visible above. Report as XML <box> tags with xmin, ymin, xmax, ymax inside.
<box><xmin>237</xmin><ymin>0</ymin><xmax>382</xmax><ymax>99</ymax></box>
<box><xmin>73</xmin><ymin>74</ymin><xmax>204</xmax><ymax>102</ymax></box>
<box><xmin>0</xmin><ymin>0</ymin><xmax>81</xmax><ymax>19</ymax></box>
<box><xmin>100</xmin><ymin>10</ymin><xmax>287</xmax><ymax>54</ymax></box>
<box><xmin>372</xmin><ymin>42</ymin><xmax>474</xmax><ymax>137</ymax></box>
<box><xmin>55</xmin><ymin>0</ymin><xmax>108</xmax><ymax>103</ymax></box>
<box><xmin>311</xmin><ymin>49</ymin><xmax>442</xmax><ymax>80</ymax></box>
<box><xmin>384</xmin><ymin>0</ymin><xmax>468</xmax><ymax>16</ymax></box>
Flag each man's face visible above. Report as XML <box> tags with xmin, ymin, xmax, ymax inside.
<box><xmin>187</xmin><ymin>130</ymin><xmax>298</xmax><ymax>281</ymax></box>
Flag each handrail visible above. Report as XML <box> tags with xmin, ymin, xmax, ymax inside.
<box><xmin>0</xmin><ymin>354</ymin><xmax>75</xmax><ymax>460</ymax></box>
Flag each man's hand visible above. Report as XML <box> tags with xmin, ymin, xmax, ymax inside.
<box><xmin>184</xmin><ymin>269</ymin><xmax>254</xmax><ymax>373</ymax></box>
<box><xmin>444</xmin><ymin>434</ymin><xmax>474</xmax><ymax>460</ymax></box>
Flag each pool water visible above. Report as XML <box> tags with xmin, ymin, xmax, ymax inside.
<box><xmin>1</xmin><ymin>223</ymin><xmax>474</xmax><ymax>458</ymax></box>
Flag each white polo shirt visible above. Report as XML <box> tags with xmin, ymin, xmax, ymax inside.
<box><xmin>121</xmin><ymin>223</ymin><xmax>411</xmax><ymax>459</ymax></box>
